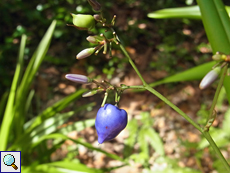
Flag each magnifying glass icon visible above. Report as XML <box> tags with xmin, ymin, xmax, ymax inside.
<box><xmin>3</xmin><ymin>154</ymin><xmax>18</xmax><ymax>170</ymax></box>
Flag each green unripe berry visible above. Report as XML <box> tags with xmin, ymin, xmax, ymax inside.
<box><xmin>71</xmin><ymin>14</ymin><xmax>95</xmax><ymax>30</ymax></box>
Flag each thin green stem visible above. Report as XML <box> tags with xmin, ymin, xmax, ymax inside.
<box><xmin>119</xmin><ymin>44</ymin><xmax>147</xmax><ymax>86</ymax></box>
<box><xmin>119</xmin><ymin>41</ymin><xmax>230</xmax><ymax>170</ymax></box>
<box><xmin>101</xmin><ymin>92</ymin><xmax>108</xmax><ymax>107</ymax></box>
<box><xmin>120</xmin><ymin>84</ymin><xmax>145</xmax><ymax>90</ymax></box>
<box><xmin>202</xmin><ymin>131</ymin><xmax>230</xmax><ymax>171</ymax></box>
<box><xmin>119</xmin><ymin>43</ymin><xmax>202</xmax><ymax>132</ymax></box>
<box><xmin>205</xmin><ymin>64</ymin><xmax>228</xmax><ymax>130</ymax></box>
<box><xmin>145</xmin><ymin>85</ymin><xmax>202</xmax><ymax>132</ymax></box>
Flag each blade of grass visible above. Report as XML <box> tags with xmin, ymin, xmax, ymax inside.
<box><xmin>223</xmin><ymin>75</ymin><xmax>230</xmax><ymax>103</ymax></box>
<box><xmin>0</xmin><ymin>34</ymin><xmax>27</xmax><ymax>151</ymax></box>
<box><xmin>147</xmin><ymin>5</ymin><xmax>230</xmax><ymax>20</ymax></box>
<box><xmin>10</xmin><ymin>112</ymin><xmax>75</xmax><ymax>151</ymax></box>
<box><xmin>31</xmin><ymin>133</ymin><xmax>125</xmax><ymax>162</ymax></box>
<box><xmin>0</xmin><ymin>91</ymin><xmax>9</xmax><ymax>120</ymax></box>
<box><xmin>213</xmin><ymin>1</ymin><xmax>230</xmax><ymax>45</ymax></box>
<box><xmin>46</xmin><ymin>161</ymin><xmax>103</xmax><ymax>173</ymax></box>
<box><xmin>25</xmin><ymin>89</ymin><xmax>87</xmax><ymax>133</ymax></box>
<box><xmin>197</xmin><ymin>0</ymin><xmax>230</xmax><ymax>53</ymax></box>
<box><xmin>14</xmin><ymin>20</ymin><xmax>57</xmax><ymax>136</ymax></box>
<box><xmin>57</xmin><ymin>119</ymin><xmax>95</xmax><ymax>135</ymax></box>
<box><xmin>149</xmin><ymin>61</ymin><xmax>216</xmax><ymax>87</ymax></box>
<box><xmin>25</xmin><ymin>89</ymin><xmax>35</xmax><ymax>115</ymax></box>
<box><xmin>148</xmin><ymin>5</ymin><xmax>201</xmax><ymax>19</ymax></box>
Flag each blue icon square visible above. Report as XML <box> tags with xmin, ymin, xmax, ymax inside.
<box><xmin>0</xmin><ymin>151</ymin><xmax>21</xmax><ymax>173</ymax></box>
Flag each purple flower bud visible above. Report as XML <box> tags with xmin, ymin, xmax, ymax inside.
<box><xmin>199</xmin><ymin>67</ymin><xmax>221</xmax><ymax>89</ymax></box>
<box><xmin>76</xmin><ymin>47</ymin><xmax>96</xmax><ymax>59</ymax></box>
<box><xmin>95</xmin><ymin>104</ymin><xmax>128</xmax><ymax>144</ymax></box>
<box><xmin>71</xmin><ymin>14</ymin><xmax>95</xmax><ymax>30</ymax></box>
<box><xmin>65</xmin><ymin>74</ymin><xmax>92</xmax><ymax>84</ymax></box>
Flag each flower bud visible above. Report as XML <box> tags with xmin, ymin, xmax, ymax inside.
<box><xmin>87</xmin><ymin>0</ymin><xmax>101</xmax><ymax>12</ymax></box>
<box><xmin>86</xmin><ymin>35</ymin><xmax>103</xmax><ymax>44</ymax></box>
<box><xmin>199</xmin><ymin>67</ymin><xmax>221</xmax><ymax>89</ymax></box>
<box><xmin>212</xmin><ymin>54</ymin><xmax>226</xmax><ymax>61</ymax></box>
<box><xmin>93</xmin><ymin>14</ymin><xmax>102</xmax><ymax>21</ymax></box>
<box><xmin>95</xmin><ymin>104</ymin><xmax>128</xmax><ymax>144</ymax></box>
<box><xmin>65</xmin><ymin>74</ymin><xmax>92</xmax><ymax>84</ymax></box>
<box><xmin>76</xmin><ymin>47</ymin><xmax>96</xmax><ymax>59</ymax></box>
<box><xmin>71</xmin><ymin>14</ymin><xmax>95</xmax><ymax>30</ymax></box>
<box><xmin>82</xmin><ymin>89</ymin><xmax>98</xmax><ymax>97</ymax></box>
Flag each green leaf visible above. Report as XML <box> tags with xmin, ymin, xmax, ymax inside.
<box><xmin>123</xmin><ymin>119</ymin><xmax>138</xmax><ymax>158</ymax></box>
<box><xmin>57</xmin><ymin>119</ymin><xmax>95</xmax><ymax>135</ymax></box>
<box><xmin>46</xmin><ymin>160</ymin><xmax>102</xmax><ymax>173</ymax></box>
<box><xmin>0</xmin><ymin>91</ymin><xmax>8</xmax><ymax>119</ymax></box>
<box><xmin>22</xmin><ymin>165</ymin><xmax>63</xmax><ymax>173</ymax></box>
<box><xmin>147</xmin><ymin>5</ymin><xmax>230</xmax><ymax>20</ymax></box>
<box><xmin>17</xmin><ymin>20</ymin><xmax>57</xmax><ymax>99</ymax></box>
<box><xmin>26</xmin><ymin>89</ymin><xmax>87</xmax><ymax>133</ymax></box>
<box><xmin>14</xmin><ymin>20</ymin><xmax>57</xmax><ymax>136</ymax></box>
<box><xmin>197</xmin><ymin>0</ymin><xmax>230</xmax><ymax>105</ymax></box>
<box><xmin>138</xmin><ymin>128</ymin><xmax>149</xmax><ymax>160</ymax></box>
<box><xmin>9</xmin><ymin>111</ymin><xmax>74</xmax><ymax>150</ymax></box>
<box><xmin>223</xmin><ymin>75</ymin><xmax>230</xmax><ymax>104</ymax></box>
<box><xmin>30</xmin><ymin>133</ymin><xmax>124</xmax><ymax>162</ymax></box>
<box><xmin>222</xmin><ymin>108</ymin><xmax>230</xmax><ymax>132</ymax></box>
<box><xmin>29</xmin><ymin>112</ymin><xmax>75</xmax><ymax>143</ymax></box>
<box><xmin>145</xmin><ymin>128</ymin><xmax>165</xmax><ymax>156</ymax></box>
<box><xmin>0</xmin><ymin>34</ymin><xmax>27</xmax><ymax>151</ymax></box>
<box><xmin>149</xmin><ymin>61</ymin><xmax>216</xmax><ymax>87</ymax></box>
<box><xmin>148</xmin><ymin>6</ymin><xmax>201</xmax><ymax>19</ymax></box>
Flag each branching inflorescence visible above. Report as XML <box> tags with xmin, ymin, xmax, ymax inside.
<box><xmin>65</xmin><ymin>0</ymin><xmax>128</xmax><ymax>144</ymax></box>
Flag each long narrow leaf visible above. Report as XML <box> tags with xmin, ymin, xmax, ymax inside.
<box><xmin>145</xmin><ymin>128</ymin><xmax>165</xmax><ymax>156</ymax></box>
<box><xmin>57</xmin><ymin>119</ymin><xmax>95</xmax><ymax>135</ymax></box>
<box><xmin>148</xmin><ymin>6</ymin><xmax>201</xmax><ymax>19</ymax></box>
<box><xmin>25</xmin><ymin>89</ymin><xmax>87</xmax><ymax>133</ymax></box>
<box><xmin>17</xmin><ymin>20</ymin><xmax>57</xmax><ymax>99</ymax></box>
<box><xmin>0</xmin><ymin>91</ymin><xmax>9</xmax><ymax>120</ymax></box>
<box><xmin>9</xmin><ymin>111</ymin><xmax>74</xmax><ymax>151</ymax></box>
<box><xmin>31</xmin><ymin>133</ymin><xmax>125</xmax><ymax>162</ymax></box>
<box><xmin>123</xmin><ymin>119</ymin><xmax>138</xmax><ymax>158</ymax></box>
<box><xmin>223</xmin><ymin>76</ymin><xmax>230</xmax><ymax>104</ymax></box>
<box><xmin>149</xmin><ymin>61</ymin><xmax>215</xmax><ymax>87</ymax></box>
<box><xmin>197</xmin><ymin>0</ymin><xmax>230</xmax><ymax>104</ymax></box>
<box><xmin>14</xmin><ymin>20</ymin><xmax>57</xmax><ymax>135</ymax></box>
<box><xmin>147</xmin><ymin>5</ymin><xmax>230</xmax><ymax>20</ymax></box>
<box><xmin>0</xmin><ymin>34</ymin><xmax>27</xmax><ymax>151</ymax></box>
<box><xmin>213</xmin><ymin>2</ymin><xmax>230</xmax><ymax>44</ymax></box>
<box><xmin>46</xmin><ymin>161</ymin><xmax>102</xmax><ymax>173</ymax></box>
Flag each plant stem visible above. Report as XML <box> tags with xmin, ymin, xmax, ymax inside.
<box><xmin>119</xmin><ymin>43</ymin><xmax>202</xmax><ymax>132</ymax></box>
<box><xmin>202</xmin><ymin>131</ymin><xmax>230</xmax><ymax>172</ymax></box>
<box><xmin>145</xmin><ymin>85</ymin><xmax>202</xmax><ymax>131</ymax></box>
<box><xmin>205</xmin><ymin>64</ymin><xmax>228</xmax><ymax>130</ymax></box>
<box><xmin>119</xmin><ymin>42</ymin><xmax>230</xmax><ymax>170</ymax></box>
<box><xmin>119</xmin><ymin>44</ymin><xmax>147</xmax><ymax>86</ymax></box>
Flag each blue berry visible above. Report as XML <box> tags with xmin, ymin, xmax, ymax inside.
<box><xmin>95</xmin><ymin>104</ymin><xmax>128</xmax><ymax>144</ymax></box>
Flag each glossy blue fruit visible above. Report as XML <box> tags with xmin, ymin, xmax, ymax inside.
<box><xmin>95</xmin><ymin>104</ymin><xmax>128</xmax><ymax>144</ymax></box>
